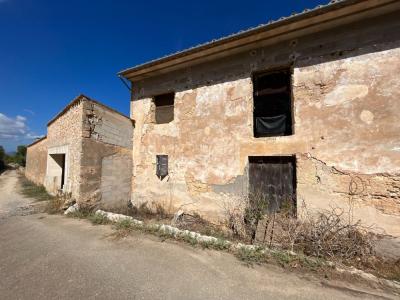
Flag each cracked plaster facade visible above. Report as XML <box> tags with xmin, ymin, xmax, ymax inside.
<box><xmin>129</xmin><ymin>12</ymin><xmax>400</xmax><ymax>236</ymax></box>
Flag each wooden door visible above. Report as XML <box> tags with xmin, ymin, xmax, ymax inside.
<box><xmin>249</xmin><ymin>156</ymin><xmax>296</xmax><ymax>213</ymax></box>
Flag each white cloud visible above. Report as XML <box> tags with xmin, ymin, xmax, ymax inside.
<box><xmin>0</xmin><ymin>113</ymin><xmax>40</xmax><ymax>140</ymax></box>
<box><xmin>23</xmin><ymin>109</ymin><xmax>35</xmax><ymax>116</ymax></box>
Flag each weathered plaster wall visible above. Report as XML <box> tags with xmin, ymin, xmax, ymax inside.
<box><xmin>25</xmin><ymin>138</ymin><xmax>47</xmax><ymax>186</ymax></box>
<box><xmin>100</xmin><ymin>152</ymin><xmax>132</xmax><ymax>209</ymax></box>
<box><xmin>45</xmin><ymin>102</ymin><xmax>83</xmax><ymax>197</ymax></box>
<box><xmin>130</xmin><ymin>12</ymin><xmax>400</xmax><ymax>236</ymax></box>
<box><xmin>294</xmin><ymin>48</ymin><xmax>400</xmax><ymax>236</ymax></box>
<box><xmin>80</xmin><ymin>101</ymin><xmax>133</xmax><ymax>208</ymax></box>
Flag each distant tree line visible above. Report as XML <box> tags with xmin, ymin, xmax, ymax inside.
<box><xmin>0</xmin><ymin>145</ymin><xmax>27</xmax><ymax>170</ymax></box>
<box><xmin>0</xmin><ymin>146</ymin><xmax>5</xmax><ymax>171</ymax></box>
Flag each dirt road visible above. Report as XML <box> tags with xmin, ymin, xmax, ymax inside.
<box><xmin>0</xmin><ymin>169</ymin><xmax>34</xmax><ymax>218</ymax></box>
<box><xmin>0</xmin><ymin>170</ymin><xmax>397</xmax><ymax>299</ymax></box>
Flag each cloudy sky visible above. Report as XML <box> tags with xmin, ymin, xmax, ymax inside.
<box><xmin>0</xmin><ymin>111</ymin><xmax>43</xmax><ymax>150</ymax></box>
<box><xmin>0</xmin><ymin>0</ymin><xmax>327</xmax><ymax>152</ymax></box>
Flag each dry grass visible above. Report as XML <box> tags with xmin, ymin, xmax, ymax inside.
<box><xmin>87</xmin><ymin>212</ymin><xmax>110</xmax><ymax>225</ymax></box>
<box><xmin>223</xmin><ymin>193</ymin><xmax>376</xmax><ymax>263</ymax></box>
<box><xmin>18</xmin><ymin>175</ymin><xmax>64</xmax><ymax>214</ymax></box>
<box><xmin>173</xmin><ymin>212</ymin><xmax>228</xmax><ymax>240</ymax></box>
<box><xmin>45</xmin><ymin>197</ymin><xmax>64</xmax><ymax>214</ymax></box>
<box><xmin>235</xmin><ymin>247</ymin><xmax>328</xmax><ymax>273</ymax></box>
<box><xmin>220</xmin><ymin>195</ymin><xmax>248</xmax><ymax>240</ymax></box>
<box><xmin>235</xmin><ymin>247</ymin><xmax>267</xmax><ymax>266</ymax></box>
<box><xmin>109</xmin><ymin>217</ymin><xmax>231</xmax><ymax>250</ymax></box>
<box><xmin>19</xmin><ymin>176</ymin><xmax>54</xmax><ymax>202</ymax></box>
<box><xmin>61</xmin><ymin>200</ymin><xmax>400</xmax><ymax>287</ymax></box>
<box><xmin>61</xmin><ymin>198</ymin><xmax>400</xmax><ymax>283</ymax></box>
<box><xmin>219</xmin><ymin>193</ymin><xmax>400</xmax><ymax>281</ymax></box>
<box><xmin>266</xmin><ymin>201</ymin><xmax>376</xmax><ymax>263</ymax></box>
<box><xmin>360</xmin><ymin>257</ymin><xmax>400</xmax><ymax>281</ymax></box>
<box><xmin>65</xmin><ymin>207</ymin><xmax>110</xmax><ymax>226</ymax></box>
<box><xmin>109</xmin><ymin>201</ymin><xmax>173</xmax><ymax>222</ymax></box>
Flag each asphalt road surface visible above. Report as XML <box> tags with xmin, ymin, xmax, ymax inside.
<box><xmin>0</xmin><ymin>170</ymin><xmax>397</xmax><ymax>300</ymax></box>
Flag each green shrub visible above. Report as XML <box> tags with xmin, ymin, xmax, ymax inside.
<box><xmin>6</xmin><ymin>145</ymin><xmax>27</xmax><ymax>167</ymax></box>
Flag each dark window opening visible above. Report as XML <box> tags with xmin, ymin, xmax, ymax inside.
<box><xmin>154</xmin><ymin>93</ymin><xmax>174</xmax><ymax>124</ymax></box>
<box><xmin>50</xmin><ymin>153</ymin><xmax>66</xmax><ymax>190</ymax></box>
<box><xmin>253</xmin><ymin>68</ymin><xmax>293</xmax><ymax>137</ymax></box>
<box><xmin>156</xmin><ymin>155</ymin><xmax>168</xmax><ymax>180</ymax></box>
<box><xmin>248</xmin><ymin>156</ymin><xmax>296</xmax><ymax>214</ymax></box>
<box><xmin>61</xmin><ymin>154</ymin><xmax>65</xmax><ymax>189</ymax></box>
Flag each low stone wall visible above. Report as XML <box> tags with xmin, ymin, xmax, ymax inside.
<box><xmin>25</xmin><ymin>137</ymin><xmax>47</xmax><ymax>186</ymax></box>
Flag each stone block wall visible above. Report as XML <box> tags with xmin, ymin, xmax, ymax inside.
<box><xmin>82</xmin><ymin>101</ymin><xmax>132</xmax><ymax>149</ymax></box>
<box><xmin>46</xmin><ymin>101</ymin><xmax>83</xmax><ymax>198</ymax></box>
<box><xmin>79</xmin><ymin>100</ymin><xmax>133</xmax><ymax>208</ymax></box>
<box><xmin>130</xmin><ymin>12</ymin><xmax>400</xmax><ymax>236</ymax></box>
<box><xmin>25</xmin><ymin>137</ymin><xmax>47</xmax><ymax>186</ymax></box>
<box><xmin>25</xmin><ymin>96</ymin><xmax>133</xmax><ymax>210</ymax></box>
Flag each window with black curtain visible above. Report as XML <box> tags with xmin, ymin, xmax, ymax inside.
<box><xmin>154</xmin><ymin>93</ymin><xmax>174</xmax><ymax>124</ymax></box>
<box><xmin>253</xmin><ymin>69</ymin><xmax>293</xmax><ymax>137</ymax></box>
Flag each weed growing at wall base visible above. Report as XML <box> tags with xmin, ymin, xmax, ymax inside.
<box><xmin>59</xmin><ymin>207</ymin><xmax>400</xmax><ymax>291</ymax></box>
<box><xmin>18</xmin><ymin>175</ymin><xmax>65</xmax><ymax>214</ymax></box>
<box><xmin>66</xmin><ymin>210</ymin><xmax>111</xmax><ymax>225</ymax></box>
<box><xmin>19</xmin><ymin>176</ymin><xmax>54</xmax><ymax>202</ymax></box>
<box><xmin>235</xmin><ymin>247</ymin><xmax>267</xmax><ymax>266</ymax></box>
<box><xmin>88</xmin><ymin>213</ymin><xmax>110</xmax><ymax>225</ymax></box>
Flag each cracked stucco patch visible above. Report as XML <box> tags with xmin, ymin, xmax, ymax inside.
<box><xmin>301</xmin><ymin>154</ymin><xmax>400</xmax><ymax>216</ymax></box>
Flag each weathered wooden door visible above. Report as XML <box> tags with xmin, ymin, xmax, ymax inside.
<box><xmin>249</xmin><ymin>156</ymin><xmax>296</xmax><ymax>213</ymax></box>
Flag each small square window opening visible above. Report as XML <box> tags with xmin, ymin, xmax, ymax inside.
<box><xmin>156</xmin><ymin>155</ymin><xmax>168</xmax><ymax>180</ymax></box>
<box><xmin>154</xmin><ymin>93</ymin><xmax>174</xmax><ymax>124</ymax></box>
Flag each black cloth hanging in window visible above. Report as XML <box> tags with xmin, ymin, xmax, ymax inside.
<box><xmin>255</xmin><ymin>115</ymin><xmax>287</xmax><ymax>137</ymax></box>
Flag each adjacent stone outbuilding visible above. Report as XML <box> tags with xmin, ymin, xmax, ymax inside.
<box><xmin>119</xmin><ymin>0</ymin><xmax>400</xmax><ymax>236</ymax></box>
<box><xmin>26</xmin><ymin>95</ymin><xmax>134</xmax><ymax>209</ymax></box>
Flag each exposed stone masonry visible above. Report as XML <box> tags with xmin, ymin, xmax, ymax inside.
<box><xmin>26</xmin><ymin>95</ymin><xmax>133</xmax><ymax>210</ymax></box>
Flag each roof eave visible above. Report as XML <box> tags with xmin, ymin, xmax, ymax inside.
<box><xmin>27</xmin><ymin>136</ymin><xmax>47</xmax><ymax>148</ymax></box>
<box><xmin>46</xmin><ymin>94</ymin><xmax>88</xmax><ymax>127</ymax></box>
<box><xmin>47</xmin><ymin>94</ymin><xmax>132</xmax><ymax>127</ymax></box>
<box><xmin>119</xmin><ymin>0</ymin><xmax>398</xmax><ymax>82</ymax></box>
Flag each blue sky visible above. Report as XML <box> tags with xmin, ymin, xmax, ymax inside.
<box><xmin>0</xmin><ymin>0</ymin><xmax>327</xmax><ymax>152</ymax></box>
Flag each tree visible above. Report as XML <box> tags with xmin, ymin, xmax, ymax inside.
<box><xmin>15</xmin><ymin>145</ymin><xmax>27</xmax><ymax>167</ymax></box>
<box><xmin>5</xmin><ymin>145</ymin><xmax>27</xmax><ymax>167</ymax></box>
<box><xmin>0</xmin><ymin>146</ymin><xmax>5</xmax><ymax>170</ymax></box>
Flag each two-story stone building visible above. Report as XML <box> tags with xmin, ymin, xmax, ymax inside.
<box><xmin>119</xmin><ymin>0</ymin><xmax>400</xmax><ymax>236</ymax></box>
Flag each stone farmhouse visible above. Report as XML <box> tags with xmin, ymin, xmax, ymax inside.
<box><xmin>27</xmin><ymin>0</ymin><xmax>400</xmax><ymax>237</ymax></box>
<box><xmin>26</xmin><ymin>95</ymin><xmax>133</xmax><ymax>209</ymax></box>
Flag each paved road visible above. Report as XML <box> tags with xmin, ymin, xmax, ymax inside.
<box><xmin>0</xmin><ymin>170</ymin><xmax>397</xmax><ymax>299</ymax></box>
